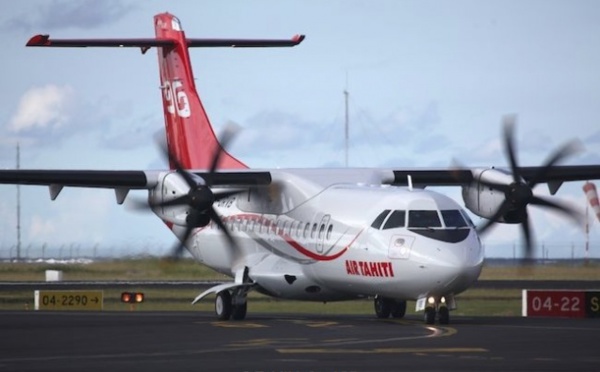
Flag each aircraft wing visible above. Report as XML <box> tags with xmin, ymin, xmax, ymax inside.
<box><xmin>0</xmin><ymin>169</ymin><xmax>272</xmax><ymax>204</ymax></box>
<box><xmin>391</xmin><ymin>165</ymin><xmax>600</xmax><ymax>193</ymax></box>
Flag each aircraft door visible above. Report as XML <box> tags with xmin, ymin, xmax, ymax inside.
<box><xmin>315</xmin><ymin>214</ymin><xmax>331</xmax><ymax>253</ymax></box>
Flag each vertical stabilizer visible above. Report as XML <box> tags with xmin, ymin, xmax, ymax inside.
<box><xmin>154</xmin><ymin>13</ymin><xmax>245</xmax><ymax>170</ymax></box>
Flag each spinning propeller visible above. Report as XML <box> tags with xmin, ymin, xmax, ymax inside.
<box><xmin>476</xmin><ymin>115</ymin><xmax>582</xmax><ymax>258</ymax></box>
<box><xmin>130</xmin><ymin>126</ymin><xmax>242</xmax><ymax>259</ymax></box>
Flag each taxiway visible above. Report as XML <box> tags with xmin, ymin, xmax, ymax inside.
<box><xmin>0</xmin><ymin>311</ymin><xmax>597</xmax><ymax>371</ymax></box>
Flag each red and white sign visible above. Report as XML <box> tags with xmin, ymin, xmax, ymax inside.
<box><xmin>523</xmin><ymin>290</ymin><xmax>586</xmax><ymax>318</ymax></box>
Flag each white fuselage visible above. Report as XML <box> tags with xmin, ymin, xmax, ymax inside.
<box><xmin>167</xmin><ymin>169</ymin><xmax>484</xmax><ymax>302</ymax></box>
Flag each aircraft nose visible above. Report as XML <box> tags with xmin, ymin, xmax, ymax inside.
<box><xmin>415</xmin><ymin>240</ymin><xmax>483</xmax><ymax>293</ymax></box>
<box><xmin>439</xmin><ymin>244</ymin><xmax>483</xmax><ymax>292</ymax></box>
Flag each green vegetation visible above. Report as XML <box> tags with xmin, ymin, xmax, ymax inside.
<box><xmin>0</xmin><ymin>258</ymin><xmax>596</xmax><ymax>315</ymax></box>
<box><xmin>0</xmin><ymin>258</ymin><xmax>229</xmax><ymax>281</ymax></box>
<box><xmin>479</xmin><ymin>261</ymin><xmax>600</xmax><ymax>280</ymax></box>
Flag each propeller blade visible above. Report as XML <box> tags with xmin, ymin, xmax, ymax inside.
<box><xmin>207</xmin><ymin>207</ymin><xmax>238</xmax><ymax>249</ymax></box>
<box><xmin>527</xmin><ymin>139</ymin><xmax>583</xmax><ymax>188</ymax></box>
<box><xmin>502</xmin><ymin>115</ymin><xmax>521</xmax><ymax>184</ymax></box>
<box><xmin>476</xmin><ymin>200</ymin><xmax>513</xmax><ymax>235</ymax></box>
<box><xmin>521</xmin><ymin>212</ymin><xmax>533</xmax><ymax>259</ymax></box>
<box><xmin>156</xmin><ymin>136</ymin><xmax>200</xmax><ymax>188</ymax></box>
<box><xmin>169</xmin><ymin>225</ymin><xmax>194</xmax><ymax>260</ymax></box>
<box><xmin>530</xmin><ymin>195</ymin><xmax>582</xmax><ymax>223</ymax></box>
<box><xmin>208</xmin><ymin>124</ymin><xmax>240</xmax><ymax>178</ymax></box>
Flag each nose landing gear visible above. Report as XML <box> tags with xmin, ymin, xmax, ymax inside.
<box><xmin>421</xmin><ymin>296</ymin><xmax>452</xmax><ymax>325</ymax></box>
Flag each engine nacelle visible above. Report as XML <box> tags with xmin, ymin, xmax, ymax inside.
<box><xmin>148</xmin><ymin>171</ymin><xmax>196</xmax><ymax>226</ymax></box>
<box><xmin>462</xmin><ymin>168</ymin><xmax>523</xmax><ymax>224</ymax></box>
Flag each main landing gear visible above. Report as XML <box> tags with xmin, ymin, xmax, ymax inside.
<box><xmin>423</xmin><ymin>296</ymin><xmax>450</xmax><ymax>325</ymax></box>
<box><xmin>374</xmin><ymin>295</ymin><xmax>407</xmax><ymax>319</ymax></box>
<box><xmin>215</xmin><ymin>287</ymin><xmax>249</xmax><ymax>321</ymax></box>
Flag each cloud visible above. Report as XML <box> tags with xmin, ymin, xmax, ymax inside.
<box><xmin>2</xmin><ymin>0</ymin><xmax>136</xmax><ymax>32</ymax></box>
<box><xmin>4</xmin><ymin>87</ymin><xmax>149</xmax><ymax>152</ymax></box>
<box><xmin>8</xmin><ymin>84</ymin><xmax>74</xmax><ymax>134</ymax></box>
<box><xmin>233</xmin><ymin>110</ymin><xmax>329</xmax><ymax>157</ymax></box>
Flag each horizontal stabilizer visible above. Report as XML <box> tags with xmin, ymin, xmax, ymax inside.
<box><xmin>26</xmin><ymin>35</ymin><xmax>176</xmax><ymax>49</ymax></box>
<box><xmin>187</xmin><ymin>34</ymin><xmax>305</xmax><ymax>48</ymax></box>
<box><xmin>27</xmin><ymin>34</ymin><xmax>305</xmax><ymax>50</ymax></box>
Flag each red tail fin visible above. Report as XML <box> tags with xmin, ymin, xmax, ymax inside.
<box><xmin>26</xmin><ymin>12</ymin><xmax>304</xmax><ymax>170</ymax></box>
<box><xmin>154</xmin><ymin>14</ymin><xmax>245</xmax><ymax>170</ymax></box>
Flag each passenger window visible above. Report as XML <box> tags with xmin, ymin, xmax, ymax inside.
<box><xmin>318</xmin><ymin>224</ymin><xmax>325</xmax><ymax>239</ymax></box>
<box><xmin>382</xmin><ymin>210</ymin><xmax>406</xmax><ymax>230</ymax></box>
<box><xmin>290</xmin><ymin>221</ymin><xmax>298</xmax><ymax>236</ymax></box>
<box><xmin>441</xmin><ymin>210</ymin><xmax>467</xmax><ymax>228</ymax></box>
<box><xmin>303</xmin><ymin>222</ymin><xmax>310</xmax><ymax>238</ymax></box>
<box><xmin>326</xmin><ymin>225</ymin><xmax>333</xmax><ymax>240</ymax></box>
<box><xmin>408</xmin><ymin>210</ymin><xmax>442</xmax><ymax>228</ymax></box>
<box><xmin>311</xmin><ymin>223</ymin><xmax>317</xmax><ymax>238</ymax></box>
<box><xmin>282</xmin><ymin>221</ymin><xmax>289</xmax><ymax>235</ymax></box>
<box><xmin>371</xmin><ymin>210</ymin><xmax>391</xmax><ymax>229</ymax></box>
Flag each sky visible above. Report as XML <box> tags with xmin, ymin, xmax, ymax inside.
<box><xmin>0</xmin><ymin>0</ymin><xmax>599</xmax><ymax>259</ymax></box>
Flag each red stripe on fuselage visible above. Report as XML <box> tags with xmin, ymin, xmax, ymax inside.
<box><xmin>220</xmin><ymin>213</ymin><xmax>354</xmax><ymax>261</ymax></box>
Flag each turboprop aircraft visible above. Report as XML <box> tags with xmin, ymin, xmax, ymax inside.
<box><xmin>5</xmin><ymin>12</ymin><xmax>600</xmax><ymax>324</ymax></box>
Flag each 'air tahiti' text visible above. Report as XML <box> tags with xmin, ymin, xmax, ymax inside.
<box><xmin>345</xmin><ymin>260</ymin><xmax>395</xmax><ymax>277</ymax></box>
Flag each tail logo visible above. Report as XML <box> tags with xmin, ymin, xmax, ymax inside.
<box><xmin>163</xmin><ymin>80</ymin><xmax>190</xmax><ymax>118</ymax></box>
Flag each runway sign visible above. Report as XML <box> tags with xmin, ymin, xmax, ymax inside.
<box><xmin>522</xmin><ymin>290</ymin><xmax>600</xmax><ymax>318</ymax></box>
<box><xmin>34</xmin><ymin>290</ymin><xmax>103</xmax><ymax>311</ymax></box>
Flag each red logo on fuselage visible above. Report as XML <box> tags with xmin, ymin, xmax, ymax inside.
<box><xmin>345</xmin><ymin>260</ymin><xmax>394</xmax><ymax>277</ymax></box>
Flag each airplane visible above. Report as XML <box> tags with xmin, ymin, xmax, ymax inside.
<box><xmin>5</xmin><ymin>12</ymin><xmax>600</xmax><ymax>324</ymax></box>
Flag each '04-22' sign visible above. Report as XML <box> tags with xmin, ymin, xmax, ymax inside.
<box><xmin>522</xmin><ymin>290</ymin><xmax>600</xmax><ymax>318</ymax></box>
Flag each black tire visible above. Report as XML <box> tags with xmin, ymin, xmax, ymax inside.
<box><xmin>374</xmin><ymin>296</ymin><xmax>392</xmax><ymax>318</ymax></box>
<box><xmin>215</xmin><ymin>291</ymin><xmax>232</xmax><ymax>321</ymax></box>
<box><xmin>438</xmin><ymin>306</ymin><xmax>450</xmax><ymax>325</ymax></box>
<box><xmin>424</xmin><ymin>307</ymin><xmax>436</xmax><ymax>325</ymax></box>
<box><xmin>232</xmin><ymin>302</ymin><xmax>247</xmax><ymax>320</ymax></box>
<box><xmin>390</xmin><ymin>300</ymin><xmax>407</xmax><ymax>318</ymax></box>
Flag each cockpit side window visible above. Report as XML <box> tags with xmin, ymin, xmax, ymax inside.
<box><xmin>382</xmin><ymin>210</ymin><xmax>406</xmax><ymax>230</ymax></box>
<box><xmin>408</xmin><ymin>210</ymin><xmax>442</xmax><ymax>228</ymax></box>
<box><xmin>441</xmin><ymin>210</ymin><xmax>468</xmax><ymax>228</ymax></box>
<box><xmin>370</xmin><ymin>210</ymin><xmax>391</xmax><ymax>229</ymax></box>
<box><xmin>460</xmin><ymin>209</ymin><xmax>476</xmax><ymax>227</ymax></box>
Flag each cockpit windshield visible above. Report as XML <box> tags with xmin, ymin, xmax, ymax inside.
<box><xmin>371</xmin><ymin>209</ymin><xmax>469</xmax><ymax>230</ymax></box>
<box><xmin>408</xmin><ymin>210</ymin><xmax>442</xmax><ymax>228</ymax></box>
<box><xmin>382</xmin><ymin>210</ymin><xmax>405</xmax><ymax>230</ymax></box>
<box><xmin>370</xmin><ymin>210</ymin><xmax>390</xmax><ymax>229</ymax></box>
<box><xmin>441</xmin><ymin>210</ymin><xmax>468</xmax><ymax>228</ymax></box>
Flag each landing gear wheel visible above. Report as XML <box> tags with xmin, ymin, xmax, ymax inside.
<box><xmin>424</xmin><ymin>307</ymin><xmax>436</xmax><ymax>325</ymax></box>
<box><xmin>215</xmin><ymin>290</ymin><xmax>232</xmax><ymax>321</ymax></box>
<box><xmin>390</xmin><ymin>300</ymin><xmax>407</xmax><ymax>318</ymax></box>
<box><xmin>232</xmin><ymin>302</ymin><xmax>247</xmax><ymax>320</ymax></box>
<box><xmin>438</xmin><ymin>306</ymin><xmax>450</xmax><ymax>325</ymax></box>
<box><xmin>374</xmin><ymin>296</ymin><xmax>392</xmax><ymax>318</ymax></box>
